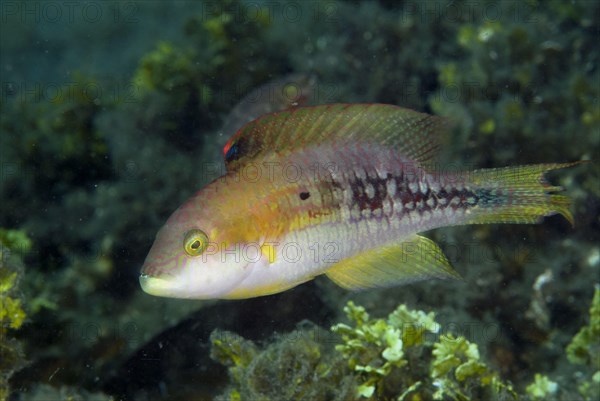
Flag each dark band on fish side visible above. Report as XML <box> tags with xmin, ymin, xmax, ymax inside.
<box><xmin>299</xmin><ymin>192</ymin><xmax>310</xmax><ymax>200</ymax></box>
<box><xmin>347</xmin><ymin>171</ymin><xmax>483</xmax><ymax>222</ymax></box>
<box><xmin>349</xmin><ymin>173</ymin><xmax>389</xmax><ymax>212</ymax></box>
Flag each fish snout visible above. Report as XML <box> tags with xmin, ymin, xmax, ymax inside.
<box><xmin>139</xmin><ymin>255</ymin><xmax>254</xmax><ymax>299</ymax></box>
<box><xmin>139</xmin><ymin>273</ymin><xmax>176</xmax><ymax>297</ymax></box>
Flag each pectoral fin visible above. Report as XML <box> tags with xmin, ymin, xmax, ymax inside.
<box><xmin>260</xmin><ymin>242</ymin><xmax>277</xmax><ymax>264</ymax></box>
<box><xmin>325</xmin><ymin>235</ymin><xmax>461</xmax><ymax>290</ymax></box>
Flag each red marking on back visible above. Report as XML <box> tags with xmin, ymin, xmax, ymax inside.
<box><xmin>223</xmin><ymin>139</ymin><xmax>233</xmax><ymax>158</ymax></box>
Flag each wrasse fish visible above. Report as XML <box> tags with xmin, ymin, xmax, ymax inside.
<box><xmin>140</xmin><ymin>104</ymin><xmax>577</xmax><ymax>299</ymax></box>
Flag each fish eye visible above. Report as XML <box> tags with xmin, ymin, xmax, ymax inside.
<box><xmin>183</xmin><ymin>229</ymin><xmax>209</xmax><ymax>256</ymax></box>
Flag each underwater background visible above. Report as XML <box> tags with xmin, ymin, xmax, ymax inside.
<box><xmin>0</xmin><ymin>0</ymin><xmax>598</xmax><ymax>400</ymax></box>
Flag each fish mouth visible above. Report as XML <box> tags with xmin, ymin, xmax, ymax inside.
<box><xmin>139</xmin><ymin>261</ymin><xmax>255</xmax><ymax>299</ymax></box>
<box><xmin>139</xmin><ymin>273</ymin><xmax>177</xmax><ymax>298</ymax></box>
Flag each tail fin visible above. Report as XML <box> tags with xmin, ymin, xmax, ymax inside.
<box><xmin>465</xmin><ymin>162</ymin><xmax>582</xmax><ymax>226</ymax></box>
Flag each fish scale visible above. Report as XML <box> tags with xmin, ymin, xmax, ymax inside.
<box><xmin>329</xmin><ymin>161</ymin><xmax>479</xmax><ymax>239</ymax></box>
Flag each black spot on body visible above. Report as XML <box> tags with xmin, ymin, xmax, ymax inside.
<box><xmin>299</xmin><ymin>192</ymin><xmax>310</xmax><ymax>200</ymax></box>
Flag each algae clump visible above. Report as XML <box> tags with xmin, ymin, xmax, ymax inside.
<box><xmin>210</xmin><ymin>327</ymin><xmax>355</xmax><ymax>401</ymax></box>
<box><xmin>210</xmin><ymin>301</ymin><xmax>522</xmax><ymax>401</ymax></box>
<box><xmin>333</xmin><ymin>301</ymin><xmax>517</xmax><ymax>401</ymax></box>
<box><xmin>209</xmin><ymin>295</ymin><xmax>600</xmax><ymax>400</ymax></box>
<box><xmin>0</xmin><ymin>228</ymin><xmax>30</xmax><ymax>401</ymax></box>
<box><xmin>525</xmin><ymin>374</ymin><xmax>558</xmax><ymax>399</ymax></box>
<box><xmin>566</xmin><ymin>286</ymin><xmax>600</xmax><ymax>399</ymax></box>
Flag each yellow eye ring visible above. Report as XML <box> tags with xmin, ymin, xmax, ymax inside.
<box><xmin>183</xmin><ymin>229</ymin><xmax>209</xmax><ymax>256</ymax></box>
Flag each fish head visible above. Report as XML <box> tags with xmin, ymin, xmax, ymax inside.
<box><xmin>139</xmin><ymin>184</ymin><xmax>258</xmax><ymax>299</ymax></box>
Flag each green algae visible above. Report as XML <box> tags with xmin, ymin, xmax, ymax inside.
<box><xmin>567</xmin><ymin>286</ymin><xmax>600</xmax><ymax>367</ymax></box>
<box><xmin>0</xmin><ymin>229</ymin><xmax>30</xmax><ymax>401</ymax></box>
<box><xmin>333</xmin><ymin>301</ymin><xmax>517</xmax><ymax>401</ymax></box>
<box><xmin>566</xmin><ymin>286</ymin><xmax>600</xmax><ymax>399</ymax></box>
<box><xmin>210</xmin><ymin>328</ymin><xmax>355</xmax><ymax>401</ymax></box>
<box><xmin>211</xmin><ymin>295</ymin><xmax>600</xmax><ymax>400</ymax></box>
<box><xmin>211</xmin><ymin>301</ymin><xmax>522</xmax><ymax>401</ymax></box>
<box><xmin>525</xmin><ymin>374</ymin><xmax>558</xmax><ymax>400</ymax></box>
<box><xmin>430</xmin><ymin>334</ymin><xmax>516</xmax><ymax>401</ymax></box>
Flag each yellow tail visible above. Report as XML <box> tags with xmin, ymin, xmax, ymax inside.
<box><xmin>465</xmin><ymin>162</ymin><xmax>582</xmax><ymax>226</ymax></box>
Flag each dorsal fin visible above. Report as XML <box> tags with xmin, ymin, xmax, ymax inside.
<box><xmin>222</xmin><ymin>104</ymin><xmax>449</xmax><ymax>172</ymax></box>
<box><xmin>219</xmin><ymin>73</ymin><xmax>317</xmax><ymax>139</ymax></box>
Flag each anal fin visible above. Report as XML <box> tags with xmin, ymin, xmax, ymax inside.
<box><xmin>325</xmin><ymin>235</ymin><xmax>461</xmax><ymax>290</ymax></box>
